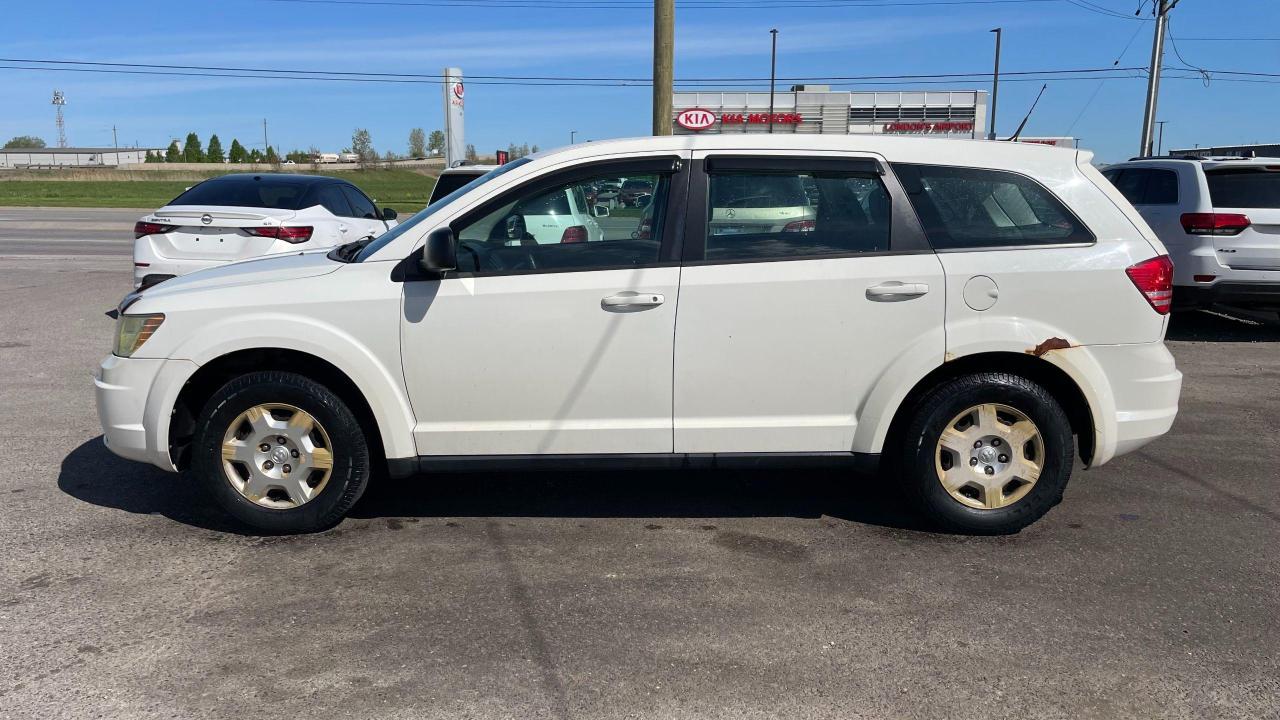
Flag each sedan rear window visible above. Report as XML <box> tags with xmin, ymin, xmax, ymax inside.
<box><xmin>1206</xmin><ymin>169</ymin><xmax>1280</xmax><ymax>209</ymax></box>
<box><xmin>170</xmin><ymin>176</ymin><xmax>310</xmax><ymax>210</ymax></box>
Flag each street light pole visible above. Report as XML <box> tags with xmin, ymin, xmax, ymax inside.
<box><xmin>571</xmin><ymin>130</ymin><xmax>578</xmax><ymax>145</ymax></box>
<box><xmin>1156</xmin><ymin>120</ymin><xmax>1167</xmax><ymax>155</ymax></box>
<box><xmin>1140</xmin><ymin>0</ymin><xmax>1175</xmax><ymax>157</ymax></box>
<box><xmin>768</xmin><ymin>29</ymin><xmax>778</xmax><ymax>134</ymax></box>
<box><xmin>988</xmin><ymin>28</ymin><xmax>1002</xmax><ymax>140</ymax></box>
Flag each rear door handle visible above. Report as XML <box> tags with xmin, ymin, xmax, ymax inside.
<box><xmin>602</xmin><ymin>292</ymin><xmax>665</xmax><ymax>308</ymax></box>
<box><xmin>866</xmin><ymin>281</ymin><xmax>929</xmax><ymax>301</ymax></box>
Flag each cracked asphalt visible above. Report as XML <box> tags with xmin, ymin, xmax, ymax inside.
<box><xmin>1</xmin><ymin>208</ymin><xmax>1278</xmax><ymax>719</ymax></box>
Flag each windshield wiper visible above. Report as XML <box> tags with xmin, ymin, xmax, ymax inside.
<box><xmin>328</xmin><ymin>236</ymin><xmax>375</xmax><ymax>263</ymax></box>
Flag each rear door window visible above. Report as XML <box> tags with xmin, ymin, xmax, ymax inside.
<box><xmin>170</xmin><ymin>177</ymin><xmax>308</xmax><ymax>210</ymax></box>
<box><xmin>1104</xmin><ymin>168</ymin><xmax>1148</xmax><ymax>206</ymax></box>
<box><xmin>1206</xmin><ymin>169</ymin><xmax>1280</xmax><ymax>208</ymax></box>
<box><xmin>1141</xmin><ymin>169</ymin><xmax>1178</xmax><ymax>204</ymax></box>
<box><xmin>893</xmin><ymin>163</ymin><xmax>1094</xmax><ymax>250</ymax></box>
<box><xmin>307</xmin><ymin>184</ymin><xmax>354</xmax><ymax>217</ymax></box>
<box><xmin>341</xmin><ymin>185</ymin><xmax>379</xmax><ymax>219</ymax></box>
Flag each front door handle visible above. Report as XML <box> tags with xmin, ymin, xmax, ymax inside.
<box><xmin>866</xmin><ymin>281</ymin><xmax>929</xmax><ymax>301</ymax></box>
<box><xmin>602</xmin><ymin>292</ymin><xmax>665</xmax><ymax>308</ymax></box>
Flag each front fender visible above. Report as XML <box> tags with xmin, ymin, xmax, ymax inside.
<box><xmin>164</xmin><ymin>314</ymin><xmax>417</xmax><ymax>462</ymax></box>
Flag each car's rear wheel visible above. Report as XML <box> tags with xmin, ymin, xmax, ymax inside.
<box><xmin>191</xmin><ymin>371</ymin><xmax>370</xmax><ymax>533</ymax></box>
<box><xmin>897</xmin><ymin>372</ymin><xmax>1074</xmax><ymax>534</ymax></box>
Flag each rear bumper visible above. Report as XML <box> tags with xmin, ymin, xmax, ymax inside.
<box><xmin>1082</xmin><ymin>342</ymin><xmax>1182</xmax><ymax>465</ymax></box>
<box><xmin>1175</xmin><ymin>281</ymin><xmax>1280</xmax><ymax>310</ymax></box>
<box><xmin>133</xmin><ymin>238</ymin><xmax>228</xmax><ymax>289</ymax></box>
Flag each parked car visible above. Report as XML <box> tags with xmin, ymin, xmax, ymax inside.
<box><xmin>709</xmin><ymin>172</ymin><xmax>816</xmax><ymax>236</ymax></box>
<box><xmin>97</xmin><ymin>135</ymin><xmax>1181</xmax><ymax>534</ymax></box>
<box><xmin>131</xmin><ymin>174</ymin><xmax>398</xmax><ymax>289</ymax></box>
<box><xmin>619</xmin><ymin>178</ymin><xmax>655</xmax><ymax>207</ymax></box>
<box><xmin>1101</xmin><ymin>156</ymin><xmax>1280</xmax><ymax>314</ymax></box>
<box><xmin>428</xmin><ymin>165</ymin><xmax>496</xmax><ymax>205</ymax></box>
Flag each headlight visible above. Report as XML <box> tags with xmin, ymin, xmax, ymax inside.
<box><xmin>114</xmin><ymin>314</ymin><xmax>165</xmax><ymax>357</ymax></box>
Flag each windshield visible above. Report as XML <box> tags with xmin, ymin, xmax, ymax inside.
<box><xmin>354</xmin><ymin>159</ymin><xmax>532</xmax><ymax>262</ymax></box>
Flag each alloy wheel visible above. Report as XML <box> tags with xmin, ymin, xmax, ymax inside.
<box><xmin>934</xmin><ymin>403</ymin><xmax>1045</xmax><ymax>510</ymax></box>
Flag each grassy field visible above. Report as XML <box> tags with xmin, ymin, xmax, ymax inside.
<box><xmin>0</xmin><ymin>168</ymin><xmax>439</xmax><ymax>213</ymax></box>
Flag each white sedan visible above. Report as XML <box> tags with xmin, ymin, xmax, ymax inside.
<box><xmin>132</xmin><ymin>174</ymin><xmax>397</xmax><ymax>289</ymax></box>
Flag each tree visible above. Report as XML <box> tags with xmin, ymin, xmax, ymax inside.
<box><xmin>531</xmin><ymin>144</ymin><xmax>541</xmax><ymax>154</ymax></box>
<box><xmin>228</xmin><ymin>139</ymin><xmax>247</xmax><ymax>163</ymax></box>
<box><xmin>181</xmin><ymin>132</ymin><xmax>204</xmax><ymax>163</ymax></box>
<box><xmin>145</xmin><ymin>150</ymin><xmax>163</xmax><ymax>163</ymax></box>
<box><xmin>351</xmin><ymin>128</ymin><xmax>375</xmax><ymax>167</ymax></box>
<box><xmin>428</xmin><ymin>129</ymin><xmax>445</xmax><ymax>155</ymax></box>
<box><xmin>249</xmin><ymin>148</ymin><xmax>263</xmax><ymax>163</ymax></box>
<box><xmin>265</xmin><ymin>145</ymin><xmax>280</xmax><ymax>165</ymax></box>
<box><xmin>465</xmin><ymin>143</ymin><xmax>478</xmax><ymax>163</ymax></box>
<box><xmin>164</xmin><ymin>141</ymin><xmax>181</xmax><ymax>162</ymax></box>
<box><xmin>206</xmin><ymin>134</ymin><xmax>225</xmax><ymax>163</ymax></box>
<box><xmin>3</xmin><ymin>135</ymin><xmax>46</xmax><ymax>149</ymax></box>
<box><xmin>408</xmin><ymin>128</ymin><xmax>426</xmax><ymax>158</ymax></box>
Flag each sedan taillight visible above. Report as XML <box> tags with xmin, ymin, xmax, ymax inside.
<box><xmin>246</xmin><ymin>226</ymin><xmax>314</xmax><ymax>243</ymax></box>
<box><xmin>1125</xmin><ymin>255</ymin><xmax>1175</xmax><ymax>315</ymax></box>
<box><xmin>1180</xmin><ymin>212</ymin><xmax>1250</xmax><ymax>236</ymax></box>
<box><xmin>783</xmin><ymin>220</ymin><xmax>816</xmax><ymax>233</ymax></box>
<box><xmin>560</xmin><ymin>225</ymin><xmax>588</xmax><ymax>243</ymax></box>
<box><xmin>134</xmin><ymin>221</ymin><xmax>177</xmax><ymax>238</ymax></box>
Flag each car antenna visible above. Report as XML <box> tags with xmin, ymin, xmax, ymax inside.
<box><xmin>1004</xmin><ymin>83</ymin><xmax>1048</xmax><ymax>143</ymax></box>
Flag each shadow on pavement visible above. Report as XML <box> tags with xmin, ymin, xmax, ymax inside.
<box><xmin>60</xmin><ymin>437</ymin><xmax>932</xmax><ymax>534</ymax></box>
<box><xmin>1167</xmin><ymin>306</ymin><xmax>1280</xmax><ymax>343</ymax></box>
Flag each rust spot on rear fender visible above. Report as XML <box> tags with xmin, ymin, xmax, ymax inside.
<box><xmin>1027</xmin><ymin>337</ymin><xmax>1074</xmax><ymax>357</ymax></box>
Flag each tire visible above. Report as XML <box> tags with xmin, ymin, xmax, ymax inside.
<box><xmin>896</xmin><ymin>372</ymin><xmax>1074</xmax><ymax>535</ymax></box>
<box><xmin>191</xmin><ymin>371</ymin><xmax>371</xmax><ymax>533</ymax></box>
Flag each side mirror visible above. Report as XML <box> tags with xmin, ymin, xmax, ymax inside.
<box><xmin>503</xmin><ymin>214</ymin><xmax>528</xmax><ymax>242</ymax></box>
<box><xmin>420</xmin><ymin>227</ymin><xmax>456</xmax><ymax>272</ymax></box>
<box><xmin>593</xmin><ymin>205</ymin><xmax>610</xmax><ymax>218</ymax></box>
<box><xmin>381</xmin><ymin>207</ymin><xmax>398</xmax><ymax>220</ymax></box>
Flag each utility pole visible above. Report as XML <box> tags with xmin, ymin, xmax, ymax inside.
<box><xmin>1156</xmin><ymin>120</ymin><xmax>1167</xmax><ymax>155</ymax></box>
<box><xmin>571</xmin><ymin>130</ymin><xmax>578</xmax><ymax>145</ymax></box>
<box><xmin>652</xmin><ymin>0</ymin><xmax>673</xmax><ymax>135</ymax></box>
<box><xmin>1140</xmin><ymin>0</ymin><xmax>1177</xmax><ymax>157</ymax></box>
<box><xmin>262</xmin><ymin>118</ymin><xmax>270</xmax><ymax>157</ymax></box>
<box><xmin>988</xmin><ymin>28</ymin><xmax>1002</xmax><ymax>140</ymax></box>
<box><xmin>112</xmin><ymin>125</ymin><xmax>119</xmax><ymax>166</ymax></box>
<box><xmin>768</xmin><ymin>29</ymin><xmax>779</xmax><ymax>134</ymax></box>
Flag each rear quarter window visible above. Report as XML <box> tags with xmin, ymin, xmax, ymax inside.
<box><xmin>1206</xmin><ymin>169</ymin><xmax>1280</xmax><ymax>209</ymax></box>
<box><xmin>893</xmin><ymin>163</ymin><xmax>1094</xmax><ymax>250</ymax></box>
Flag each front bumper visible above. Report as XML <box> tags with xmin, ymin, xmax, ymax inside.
<box><xmin>95</xmin><ymin>354</ymin><xmax>199</xmax><ymax>471</ymax></box>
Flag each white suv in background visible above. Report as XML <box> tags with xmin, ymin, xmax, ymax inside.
<box><xmin>132</xmin><ymin>174</ymin><xmax>398</xmax><ymax>289</ymax></box>
<box><xmin>1102</xmin><ymin>157</ymin><xmax>1280</xmax><ymax>314</ymax></box>
<box><xmin>97</xmin><ymin>135</ymin><xmax>1181</xmax><ymax>535</ymax></box>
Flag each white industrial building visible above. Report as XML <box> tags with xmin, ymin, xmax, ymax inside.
<box><xmin>673</xmin><ymin>87</ymin><xmax>989</xmax><ymax>138</ymax></box>
<box><xmin>0</xmin><ymin>147</ymin><xmax>161</xmax><ymax>169</ymax></box>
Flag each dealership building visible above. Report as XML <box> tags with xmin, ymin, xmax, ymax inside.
<box><xmin>673</xmin><ymin>87</ymin><xmax>989</xmax><ymax>138</ymax></box>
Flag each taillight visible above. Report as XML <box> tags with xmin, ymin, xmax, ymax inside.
<box><xmin>1125</xmin><ymin>255</ymin><xmax>1175</xmax><ymax>315</ymax></box>
<box><xmin>134</xmin><ymin>221</ymin><xmax>177</xmax><ymax>238</ymax></box>
<box><xmin>560</xmin><ymin>225</ymin><xmax>588</xmax><ymax>243</ymax></box>
<box><xmin>245</xmin><ymin>226</ymin><xmax>314</xmax><ymax>243</ymax></box>
<box><xmin>635</xmin><ymin>217</ymin><xmax>652</xmax><ymax>240</ymax></box>
<box><xmin>1180</xmin><ymin>212</ymin><xmax>1250</xmax><ymax>236</ymax></box>
<box><xmin>783</xmin><ymin>219</ymin><xmax>816</xmax><ymax>233</ymax></box>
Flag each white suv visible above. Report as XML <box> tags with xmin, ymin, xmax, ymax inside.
<box><xmin>133</xmin><ymin>174</ymin><xmax>397</xmax><ymax>289</ymax></box>
<box><xmin>1102</xmin><ymin>157</ymin><xmax>1280</xmax><ymax>313</ymax></box>
<box><xmin>96</xmin><ymin>135</ymin><xmax>1182</xmax><ymax>535</ymax></box>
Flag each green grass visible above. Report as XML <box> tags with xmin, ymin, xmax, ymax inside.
<box><xmin>0</xmin><ymin>168</ymin><xmax>438</xmax><ymax>213</ymax></box>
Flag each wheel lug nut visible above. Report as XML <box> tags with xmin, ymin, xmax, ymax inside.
<box><xmin>998</xmin><ymin>454</ymin><xmax>1009</xmax><ymax>463</ymax></box>
<box><xmin>969</xmin><ymin>457</ymin><xmax>978</xmax><ymax>466</ymax></box>
<box><xmin>282</xmin><ymin>464</ymin><xmax>292</xmax><ymax>474</ymax></box>
<box><xmin>259</xmin><ymin>443</ymin><xmax>270</xmax><ymax>452</ymax></box>
<box><xmin>263</xmin><ymin>460</ymin><xmax>274</xmax><ymax>470</ymax></box>
<box><xmin>290</xmin><ymin>449</ymin><xmax>299</xmax><ymax>458</ymax></box>
<box><xmin>276</xmin><ymin>436</ymin><xmax>287</xmax><ymax>445</ymax></box>
<box><xmin>991</xmin><ymin>438</ymin><xmax>1001</xmax><ymax>447</ymax></box>
<box><xmin>984</xmin><ymin>465</ymin><xmax>995</xmax><ymax>475</ymax></box>
<box><xmin>973</xmin><ymin>440</ymin><xmax>983</xmax><ymax>448</ymax></box>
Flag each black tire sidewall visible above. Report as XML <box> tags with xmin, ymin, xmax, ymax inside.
<box><xmin>191</xmin><ymin>371</ymin><xmax>370</xmax><ymax>534</ymax></box>
<box><xmin>902</xmin><ymin>373</ymin><xmax>1074</xmax><ymax>535</ymax></box>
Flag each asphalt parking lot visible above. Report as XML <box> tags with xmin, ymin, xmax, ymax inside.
<box><xmin>2</xmin><ymin>207</ymin><xmax>1278</xmax><ymax>719</ymax></box>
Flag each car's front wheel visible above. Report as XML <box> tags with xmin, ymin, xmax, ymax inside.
<box><xmin>897</xmin><ymin>372</ymin><xmax>1075</xmax><ymax>534</ymax></box>
<box><xmin>191</xmin><ymin>371</ymin><xmax>371</xmax><ymax>533</ymax></box>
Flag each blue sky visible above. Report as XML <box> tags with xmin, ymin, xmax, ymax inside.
<box><xmin>1</xmin><ymin>0</ymin><xmax>1277</xmax><ymax>163</ymax></box>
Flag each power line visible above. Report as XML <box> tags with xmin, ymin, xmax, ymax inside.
<box><xmin>264</xmin><ymin>0</ymin><xmax>1062</xmax><ymax>6</ymax></box>
<box><xmin>1063</xmin><ymin>0</ymin><xmax>1150</xmax><ymax>20</ymax></box>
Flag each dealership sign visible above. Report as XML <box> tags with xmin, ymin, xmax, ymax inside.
<box><xmin>676</xmin><ymin>109</ymin><xmax>805</xmax><ymax>131</ymax></box>
<box><xmin>883</xmin><ymin>121</ymin><xmax>974</xmax><ymax>134</ymax></box>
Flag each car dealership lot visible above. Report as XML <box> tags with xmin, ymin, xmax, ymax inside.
<box><xmin>2</xmin><ymin>208</ymin><xmax>1278</xmax><ymax>718</ymax></box>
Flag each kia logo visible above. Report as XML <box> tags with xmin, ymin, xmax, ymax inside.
<box><xmin>453</xmin><ymin>82</ymin><xmax>465</xmax><ymax>99</ymax></box>
<box><xmin>676</xmin><ymin>108</ymin><xmax>716</xmax><ymax>131</ymax></box>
